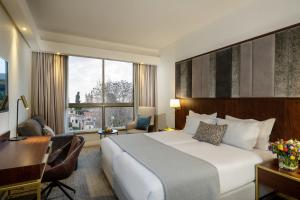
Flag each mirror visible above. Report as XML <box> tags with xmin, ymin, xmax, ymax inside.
<box><xmin>0</xmin><ymin>57</ymin><xmax>8</xmax><ymax>112</ymax></box>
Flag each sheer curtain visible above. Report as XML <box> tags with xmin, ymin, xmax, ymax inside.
<box><xmin>31</xmin><ymin>52</ymin><xmax>67</xmax><ymax>134</ymax></box>
<box><xmin>133</xmin><ymin>63</ymin><xmax>157</xmax><ymax>113</ymax></box>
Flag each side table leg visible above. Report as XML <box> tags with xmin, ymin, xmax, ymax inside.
<box><xmin>255</xmin><ymin>166</ymin><xmax>259</xmax><ymax>200</ymax></box>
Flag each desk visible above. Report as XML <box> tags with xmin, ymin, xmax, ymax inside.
<box><xmin>0</xmin><ymin>136</ymin><xmax>51</xmax><ymax>199</ymax></box>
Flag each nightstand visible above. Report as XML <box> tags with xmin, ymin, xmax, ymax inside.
<box><xmin>256</xmin><ymin>159</ymin><xmax>300</xmax><ymax>200</ymax></box>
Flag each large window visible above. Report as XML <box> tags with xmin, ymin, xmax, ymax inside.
<box><xmin>67</xmin><ymin>56</ymin><xmax>133</xmax><ymax>132</ymax></box>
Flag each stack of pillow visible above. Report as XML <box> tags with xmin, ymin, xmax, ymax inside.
<box><xmin>183</xmin><ymin>110</ymin><xmax>276</xmax><ymax>151</ymax></box>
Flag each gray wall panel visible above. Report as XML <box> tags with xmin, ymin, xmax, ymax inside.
<box><xmin>240</xmin><ymin>41</ymin><xmax>253</xmax><ymax>97</ymax></box>
<box><xmin>232</xmin><ymin>45</ymin><xmax>240</xmax><ymax>97</ymax></box>
<box><xmin>275</xmin><ymin>30</ymin><xmax>290</xmax><ymax>96</ymax></box>
<box><xmin>209</xmin><ymin>53</ymin><xmax>216</xmax><ymax>97</ymax></box>
<box><xmin>216</xmin><ymin>48</ymin><xmax>232</xmax><ymax>97</ymax></box>
<box><xmin>192</xmin><ymin>56</ymin><xmax>202</xmax><ymax>97</ymax></box>
<box><xmin>252</xmin><ymin>34</ymin><xmax>275</xmax><ymax>97</ymax></box>
<box><xmin>201</xmin><ymin>54</ymin><xmax>211</xmax><ymax>97</ymax></box>
<box><xmin>289</xmin><ymin>27</ymin><xmax>300</xmax><ymax>97</ymax></box>
<box><xmin>192</xmin><ymin>54</ymin><xmax>211</xmax><ymax>97</ymax></box>
<box><xmin>180</xmin><ymin>60</ymin><xmax>192</xmax><ymax>98</ymax></box>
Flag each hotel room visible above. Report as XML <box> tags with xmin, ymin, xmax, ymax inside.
<box><xmin>0</xmin><ymin>0</ymin><xmax>300</xmax><ymax>200</ymax></box>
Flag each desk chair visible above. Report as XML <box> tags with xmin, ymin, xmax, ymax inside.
<box><xmin>42</xmin><ymin>136</ymin><xmax>84</xmax><ymax>200</ymax></box>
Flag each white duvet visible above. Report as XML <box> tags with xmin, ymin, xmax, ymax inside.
<box><xmin>101</xmin><ymin>131</ymin><xmax>272</xmax><ymax>200</ymax></box>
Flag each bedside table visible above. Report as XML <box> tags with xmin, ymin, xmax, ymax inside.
<box><xmin>256</xmin><ymin>159</ymin><xmax>300</xmax><ymax>200</ymax></box>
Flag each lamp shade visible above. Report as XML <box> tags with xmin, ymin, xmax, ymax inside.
<box><xmin>170</xmin><ymin>99</ymin><xmax>180</xmax><ymax>108</ymax></box>
<box><xmin>20</xmin><ymin>95</ymin><xmax>29</xmax><ymax>110</ymax></box>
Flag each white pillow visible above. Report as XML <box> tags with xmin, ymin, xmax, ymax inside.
<box><xmin>183</xmin><ymin>115</ymin><xmax>215</xmax><ymax>135</ymax></box>
<box><xmin>225</xmin><ymin>115</ymin><xmax>275</xmax><ymax>150</ymax></box>
<box><xmin>189</xmin><ymin>110</ymin><xmax>217</xmax><ymax>118</ymax></box>
<box><xmin>218</xmin><ymin>118</ymin><xmax>260</xmax><ymax>150</ymax></box>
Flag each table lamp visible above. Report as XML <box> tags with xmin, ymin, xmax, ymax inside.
<box><xmin>170</xmin><ymin>99</ymin><xmax>181</xmax><ymax>109</ymax></box>
<box><xmin>10</xmin><ymin>95</ymin><xmax>30</xmax><ymax>141</ymax></box>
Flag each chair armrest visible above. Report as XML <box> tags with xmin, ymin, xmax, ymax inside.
<box><xmin>126</xmin><ymin>121</ymin><xmax>136</xmax><ymax>130</ymax></box>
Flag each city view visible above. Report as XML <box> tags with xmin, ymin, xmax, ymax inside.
<box><xmin>67</xmin><ymin>56</ymin><xmax>133</xmax><ymax>132</ymax></box>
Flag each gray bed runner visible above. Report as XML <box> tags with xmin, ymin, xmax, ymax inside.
<box><xmin>109</xmin><ymin>134</ymin><xmax>220</xmax><ymax>200</ymax></box>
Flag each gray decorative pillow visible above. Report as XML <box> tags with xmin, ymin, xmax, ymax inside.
<box><xmin>193</xmin><ymin>121</ymin><xmax>228</xmax><ymax>145</ymax></box>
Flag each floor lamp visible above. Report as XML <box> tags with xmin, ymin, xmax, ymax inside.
<box><xmin>10</xmin><ymin>95</ymin><xmax>30</xmax><ymax>141</ymax></box>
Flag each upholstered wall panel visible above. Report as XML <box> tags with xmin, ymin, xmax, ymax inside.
<box><xmin>216</xmin><ymin>48</ymin><xmax>232</xmax><ymax>97</ymax></box>
<box><xmin>175</xmin><ymin>24</ymin><xmax>300</xmax><ymax>98</ymax></box>
<box><xmin>231</xmin><ymin>45</ymin><xmax>240</xmax><ymax>97</ymax></box>
<box><xmin>288</xmin><ymin>27</ymin><xmax>300</xmax><ymax>97</ymax></box>
<box><xmin>192</xmin><ymin>57</ymin><xmax>202</xmax><ymax>98</ymax></box>
<box><xmin>192</xmin><ymin>54</ymin><xmax>213</xmax><ymax>97</ymax></box>
<box><xmin>252</xmin><ymin>35</ymin><xmax>275</xmax><ymax>97</ymax></box>
<box><xmin>275</xmin><ymin>30</ymin><xmax>290</xmax><ymax>96</ymax></box>
<box><xmin>178</xmin><ymin>60</ymin><xmax>192</xmax><ymax>98</ymax></box>
<box><xmin>175</xmin><ymin>63</ymin><xmax>181</xmax><ymax>97</ymax></box>
<box><xmin>209</xmin><ymin>52</ymin><xmax>216</xmax><ymax>97</ymax></box>
<box><xmin>240</xmin><ymin>41</ymin><xmax>253</xmax><ymax>97</ymax></box>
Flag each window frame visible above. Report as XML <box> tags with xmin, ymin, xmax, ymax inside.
<box><xmin>67</xmin><ymin>56</ymin><xmax>135</xmax><ymax>133</ymax></box>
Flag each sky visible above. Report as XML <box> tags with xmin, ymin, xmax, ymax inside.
<box><xmin>0</xmin><ymin>58</ymin><xmax>6</xmax><ymax>74</ymax></box>
<box><xmin>68</xmin><ymin>56</ymin><xmax>133</xmax><ymax>103</ymax></box>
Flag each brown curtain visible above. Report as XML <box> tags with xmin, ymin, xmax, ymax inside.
<box><xmin>31</xmin><ymin>52</ymin><xmax>67</xmax><ymax>134</ymax></box>
<box><xmin>134</xmin><ymin>63</ymin><xmax>157</xmax><ymax>109</ymax></box>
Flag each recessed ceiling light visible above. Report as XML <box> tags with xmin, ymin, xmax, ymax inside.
<box><xmin>21</xmin><ymin>27</ymin><xmax>27</xmax><ymax>31</ymax></box>
<box><xmin>56</xmin><ymin>52</ymin><xmax>61</xmax><ymax>55</ymax></box>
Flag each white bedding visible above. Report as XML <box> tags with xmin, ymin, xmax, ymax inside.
<box><xmin>101</xmin><ymin>131</ymin><xmax>272</xmax><ymax>200</ymax></box>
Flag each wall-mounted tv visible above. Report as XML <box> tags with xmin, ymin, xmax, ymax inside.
<box><xmin>0</xmin><ymin>57</ymin><xmax>8</xmax><ymax>112</ymax></box>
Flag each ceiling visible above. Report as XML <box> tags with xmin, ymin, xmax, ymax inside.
<box><xmin>25</xmin><ymin>0</ymin><xmax>252</xmax><ymax>50</ymax></box>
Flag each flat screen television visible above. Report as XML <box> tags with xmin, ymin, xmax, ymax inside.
<box><xmin>0</xmin><ymin>57</ymin><xmax>8</xmax><ymax>112</ymax></box>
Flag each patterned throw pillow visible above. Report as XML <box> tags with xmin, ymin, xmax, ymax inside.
<box><xmin>193</xmin><ymin>121</ymin><xmax>228</xmax><ymax>146</ymax></box>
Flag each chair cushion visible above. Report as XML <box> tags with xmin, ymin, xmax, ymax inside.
<box><xmin>17</xmin><ymin>119</ymin><xmax>43</xmax><ymax>136</ymax></box>
<box><xmin>136</xmin><ymin>115</ymin><xmax>151</xmax><ymax>130</ymax></box>
<box><xmin>127</xmin><ymin>129</ymin><xmax>148</xmax><ymax>134</ymax></box>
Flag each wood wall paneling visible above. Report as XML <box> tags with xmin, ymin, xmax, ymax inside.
<box><xmin>175</xmin><ymin>98</ymin><xmax>300</xmax><ymax>141</ymax></box>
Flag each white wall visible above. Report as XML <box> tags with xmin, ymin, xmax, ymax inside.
<box><xmin>0</xmin><ymin>4</ymin><xmax>32</xmax><ymax>137</ymax></box>
<box><xmin>157</xmin><ymin>0</ymin><xmax>300</xmax><ymax>127</ymax></box>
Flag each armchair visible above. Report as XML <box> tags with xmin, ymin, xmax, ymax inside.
<box><xmin>126</xmin><ymin>106</ymin><xmax>156</xmax><ymax>134</ymax></box>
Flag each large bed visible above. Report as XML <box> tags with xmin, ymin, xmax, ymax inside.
<box><xmin>101</xmin><ymin>130</ymin><xmax>274</xmax><ymax>200</ymax></box>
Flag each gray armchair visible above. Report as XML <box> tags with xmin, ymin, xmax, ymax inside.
<box><xmin>126</xmin><ymin>107</ymin><xmax>156</xmax><ymax>134</ymax></box>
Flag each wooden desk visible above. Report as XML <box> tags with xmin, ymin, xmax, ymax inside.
<box><xmin>256</xmin><ymin>159</ymin><xmax>300</xmax><ymax>200</ymax></box>
<box><xmin>0</xmin><ymin>136</ymin><xmax>51</xmax><ymax>199</ymax></box>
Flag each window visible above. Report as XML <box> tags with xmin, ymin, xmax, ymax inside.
<box><xmin>68</xmin><ymin>56</ymin><xmax>134</xmax><ymax>132</ymax></box>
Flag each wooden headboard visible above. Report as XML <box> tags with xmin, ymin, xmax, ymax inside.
<box><xmin>175</xmin><ymin>98</ymin><xmax>300</xmax><ymax>141</ymax></box>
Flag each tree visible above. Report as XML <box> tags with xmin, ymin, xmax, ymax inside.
<box><xmin>85</xmin><ymin>80</ymin><xmax>133</xmax><ymax>103</ymax></box>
